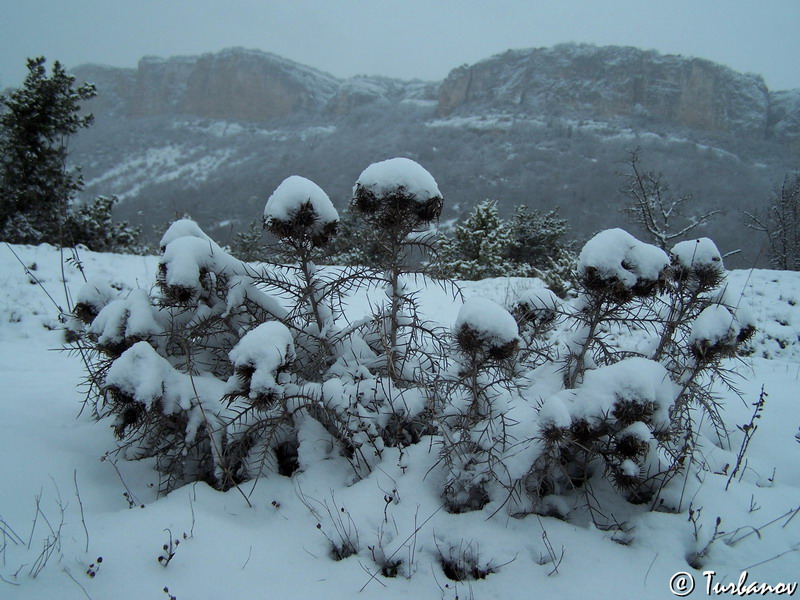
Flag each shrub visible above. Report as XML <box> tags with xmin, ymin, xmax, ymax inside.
<box><xmin>72</xmin><ymin>160</ymin><xmax>752</xmax><ymax>529</ymax></box>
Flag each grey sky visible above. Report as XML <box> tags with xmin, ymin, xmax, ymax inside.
<box><xmin>2</xmin><ymin>0</ymin><xmax>799</xmax><ymax>91</ymax></box>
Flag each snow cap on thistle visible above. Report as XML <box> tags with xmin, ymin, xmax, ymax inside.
<box><xmin>454</xmin><ymin>297</ymin><xmax>520</xmax><ymax>360</ymax></box>
<box><xmin>264</xmin><ymin>176</ymin><xmax>339</xmax><ymax>247</ymax></box>
<box><xmin>578</xmin><ymin>228</ymin><xmax>669</xmax><ymax>301</ymax></box>
<box><xmin>670</xmin><ymin>238</ymin><xmax>725</xmax><ymax>288</ymax></box>
<box><xmin>352</xmin><ymin>157</ymin><xmax>443</xmax><ymax>225</ymax></box>
<box><xmin>689</xmin><ymin>304</ymin><xmax>751</xmax><ymax>361</ymax></box>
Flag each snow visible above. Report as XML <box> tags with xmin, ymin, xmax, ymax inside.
<box><xmin>690</xmin><ymin>304</ymin><xmax>740</xmax><ymax>347</ymax></box>
<box><xmin>159</xmin><ymin>218</ymin><xmax>214</xmax><ymax>249</ymax></box>
<box><xmin>454</xmin><ymin>296</ymin><xmax>519</xmax><ymax>346</ymax></box>
<box><xmin>74</xmin><ymin>278</ymin><xmax>117</xmax><ymax>314</ymax></box>
<box><xmin>1</xmin><ymin>243</ymin><xmax>800</xmax><ymax>599</ymax></box>
<box><xmin>354</xmin><ymin>157</ymin><xmax>441</xmax><ymax>201</ymax></box>
<box><xmin>537</xmin><ymin>393</ymin><xmax>572</xmax><ymax>429</ymax></box>
<box><xmin>264</xmin><ymin>175</ymin><xmax>339</xmax><ymax>229</ymax></box>
<box><xmin>575</xmin><ymin>357</ymin><xmax>675</xmax><ymax>427</ymax></box>
<box><xmin>89</xmin><ymin>289</ymin><xmax>162</xmax><ymax>346</ymax></box>
<box><xmin>264</xmin><ymin>175</ymin><xmax>339</xmax><ymax>231</ymax></box>
<box><xmin>579</xmin><ymin>228</ymin><xmax>669</xmax><ymax>287</ymax></box>
<box><xmin>671</xmin><ymin>237</ymin><xmax>724</xmax><ymax>271</ymax></box>
<box><xmin>106</xmin><ymin>341</ymin><xmax>185</xmax><ymax>411</ymax></box>
<box><xmin>228</xmin><ymin>321</ymin><xmax>295</xmax><ymax>398</ymax></box>
<box><xmin>515</xmin><ymin>286</ymin><xmax>562</xmax><ymax>313</ymax></box>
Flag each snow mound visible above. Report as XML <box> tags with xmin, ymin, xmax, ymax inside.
<box><xmin>228</xmin><ymin>321</ymin><xmax>295</xmax><ymax>398</ymax></box>
<box><xmin>689</xmin><ymin>304</ymin><xmax>740</xmax><ymax>348</ymax></box>
<box><xmin>90</xmin><ymin>289</ymin><xmax>161</xmax><ymax>347</ymax></box>
<box><xmin>516</xmin><ymin>287</ymin><xmax>562</xmax><ymax>312</ymax></box>
<box><xmin>455</xmin><ymin>297</ymin><xmax>520</xmax><ymax>350</ymax></box>
<box><xmin>354</xmin><ymin>157</ymin><xmax>441</xmax><ymax>201</ymax></box>
<box><xmin>105</xmin><ymin>341</ymin><xmax>182</xmax><ymax>411</ymax></box>
<box><xmin>264</xmin><ymin>175</ymin><xmax>339</xmax><ymax>231</ymax></box>
<box><xmin>159</xmin><ymin>235</ymin><xmax>241</xmax><ymax>291</ymax></box>
<box><xmin>579</xmin><ymin>228</ymin><xmax>668</xmax><ymax>289</ymax></box>
<box><xmin>575</xmin><ymin>357</ymin><xmax>675</xmax><ymax>427</ymax></box>
<box><xmin>670</xmin><ymin>237</ymin><xmax>723</xmax><ymax>271</ymax></box>
<box><xmin>73</xmin><ymin>277</ymin><xmax>118</xmax><ymax>318</ymax></box>
<box><xmin>159</xmin><ymin>218</ymin><xmax>214</xmax><ymax>250</ymax></box>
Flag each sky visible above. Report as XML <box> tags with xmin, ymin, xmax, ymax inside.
<box><xmin>1</xmin><ymin>0</ymin><xmax>799</xmax><ymax>91</ymax></box>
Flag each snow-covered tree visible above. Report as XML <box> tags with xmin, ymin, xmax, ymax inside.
<box><xmin>745</xmin><ymin>171</ymin><xmax>800</xmax><ymax>271</ymax></box>
<box><xmin>435</xmin><ymin>200</ymin><xmax>520</xmax><ymax>280</ymax></box>
<box><xmin>1</xmin><ymin>58</ymin><xmax>140</xmax><ymax>252</ymax></box>
<box><xmin>435</xmin><ymin>201</ymin><xmax>577</xmax><ymax>294</ymax></box>
<box><xmin>0</xmin><ymin>57</ymin><xmax>95</xmax><ymax>244</ymax></box>
<box><xmin>619</xmin><ymin>148</ymin><xmax>719</xmax><ymax>250</ymax></box>
<box><xmin>63</xmin><ymin>195</ymin><xmax>142</xmax><ymax>253</ymax></box>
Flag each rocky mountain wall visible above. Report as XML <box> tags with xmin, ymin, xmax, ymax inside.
<box><xmin>437</xmin><ymin>44</ymin><xmax>777</xmax><ymax>141</ymax></box>
<box><xmin>63</xmin><ymin>45</ymin><xmax>799</xmax><ymax>268</ymax></box>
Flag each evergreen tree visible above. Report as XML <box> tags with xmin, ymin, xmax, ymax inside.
<box><xmin>436</xmin><ymin>200</ymin><xmax>520</xmax><ymax>280</ymax></box>
<box><xmin>506</xmin><ymin>205</ymin><xmax>577</xmax><ymax>296</ymax></box>
<box><xmin>506</xmin><ymin>205</ymin><xmax>569</xmax><ymax>269</ymax></box>
<box><xmin>64</xmin><ymin>195</ymin><xmax>141</xmax><ymax>253</ymax></box>
<box><xmin>0</xmin><ymin>57</ymin><xmax>96</xmax><ymax>244</ymax></box>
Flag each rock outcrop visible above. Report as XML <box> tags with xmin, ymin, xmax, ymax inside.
<box><xmin>769</xmin><ymin>90</ymin><xmax>800</xmax><ymax>152</ymax></box>
<box><xmin>74</xmin><ymin>44</ymin><xmax>797</xmax><ymax>149</ymax></box>
<box><xmin>125</xmin><ymin>48</ymin><xmax>340</xmax><ymax>119</ymax></box>
<box><xmin>437</xmin><ymin>44</ymin><xmax>776</xmax><ymax>141</ymax></box>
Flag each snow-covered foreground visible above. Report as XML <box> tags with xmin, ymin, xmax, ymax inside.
<box><xmin>1</xmin><ymin>243</ymin><xmax>798</xmax><ymax>599</ymax></box>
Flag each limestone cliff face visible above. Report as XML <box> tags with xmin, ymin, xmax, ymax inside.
<box><xmin>128</xmin><ymin>48</ymin><xmax>340</xmax><ymax>119</ymax></box>
<box><xmin>180</xmin><ymin>49</ymin><xmax>339</xmax><ymax>120</ymax></box>
<box><xmin>437</xmin><ymin>44</ymin><xmax>772</xmax><ymax>140</ymax></box>
<box><xmin>131</xmin><ymin>55</ymin><xmax>195</xmax><ymax>116</ymax></box>
<box><xmin>73</xmin><ymin>45</ymin><xmax>796</xmax><ymax>150</ymax></box>
<box><xmin>72</xmin><ymin>64</ymin><xmax>137</xmax><ymax>117</ymax></box>
<box><xmin>769</xmin><ymin>90</ymin><xmax>800</xmax><ymax>153</ymax></box>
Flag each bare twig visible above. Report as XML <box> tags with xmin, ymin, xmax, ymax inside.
<box><xmin>73</xmin><ymin>470</ymin><xmax>90</xmax><ymax>553</ymax></box>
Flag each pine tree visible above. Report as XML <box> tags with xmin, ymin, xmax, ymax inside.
<box><xmin>64</xmin><ymin>195</ymin><xmax>141</xmax><ymax>253</ymax></box>
<box><xmin>506</xmin><ymin>205</ymin><xmax>569</xmax><ymax>268</ymax></box>
<box><xmin>436</xmin><ymin>200</ymin><xmax>520</xmax><ymax>280</ymax></box>
<box><xmin>506</xmin><ymin>205</ymin><xmax>577</xmax><ymax>296</ymax></box>
<box><xmin>0</xmin><ymin>57</ymin><xmax>96</xmax><ymax>244</ymax></box>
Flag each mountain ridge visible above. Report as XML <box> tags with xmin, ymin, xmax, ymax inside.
<box><xmin>65</xmin><ymin>44</ymin><xmax>799</xmax><ymax>267</ymax></box>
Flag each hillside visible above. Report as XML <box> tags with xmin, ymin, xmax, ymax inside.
<box><xmin>67</xmin><ymin>44</ymin><xmax>800</xmax><ymax>266</ymax></box>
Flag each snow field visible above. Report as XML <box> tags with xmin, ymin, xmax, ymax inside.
<box><xmin>1</xmin><ymin>243</ymin><xmax>798</xmax><ymax>599</ymax></box>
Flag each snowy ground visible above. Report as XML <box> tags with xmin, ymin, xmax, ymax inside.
<box><xmin>1</xmin><ymin>243</ymin><xmax>798</xmax><ymax>599</ymax></box>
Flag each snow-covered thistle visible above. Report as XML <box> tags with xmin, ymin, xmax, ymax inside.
<box><xmin>439</xmin><ymin>298</ymin><xmax>521</xmax><ymax>513</ymax></box>
<box><xmin>68</xmin><ymin>159</ymin><xmax>757</xmax><ymax>538</ymax></box>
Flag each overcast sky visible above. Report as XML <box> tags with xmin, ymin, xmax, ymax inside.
<box><xmin>2</xmin><ymin>0</ymin><xmax>799</xmax><ymax>91</ymax></box>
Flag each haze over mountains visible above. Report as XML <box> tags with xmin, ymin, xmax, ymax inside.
<box><xmin>69</xmin><ymin>44</ymin><xmax>800</xmax><ymax>266</ymax></box>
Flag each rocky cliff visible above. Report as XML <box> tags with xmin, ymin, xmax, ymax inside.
<box><xmin>83</xmin><ymin>48</ymin><xmax>434</xmax><ymax>121</ymax></box>
<box><xmin>127</xmin><ymin>48</ymin><xmax>340</xmax><ymax>119</ymax></box>
<box><xmin>66</xmin><ymin>45</ymin><xmax>799</xmax><ymax>267</ymax></box>
<box><xmin>75</xmin><ymin>44</ymin><xmax>796</xmax><ymax>148</ymax></box>
<box><xmin>437</xmin><ymin>44</ymin><xmax>782</xmax><ymax>142</ymax></box>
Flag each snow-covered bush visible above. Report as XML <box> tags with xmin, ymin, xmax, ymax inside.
<box><xmin>439</xmin><ymin>298</ymin><xmax>521</xmax><ymax>512</ymax></box>
<box><xmin>519</xmin><ymin>234</ymin><xmax>753</xmax><ymax>508</ymax></box>
<box><xmin>564</xmin><ymin>228</ymin><xmax>669</xmax><ymax>388</ymax></box>
<box><xmin>71</xmin><ymin>157</ymin><xmax>753</xmax><ymax>535</ymax></box>
<box><xmin>72</xmin><ymin>216</ymin><xmax>290</xmax><ymax>491</ymax></box>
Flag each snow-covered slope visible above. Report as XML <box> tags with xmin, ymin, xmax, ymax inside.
<box><xmin>1</xmin><ymin>244</ymin><xmax>798</xmax><ymax>599</ymax></box>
